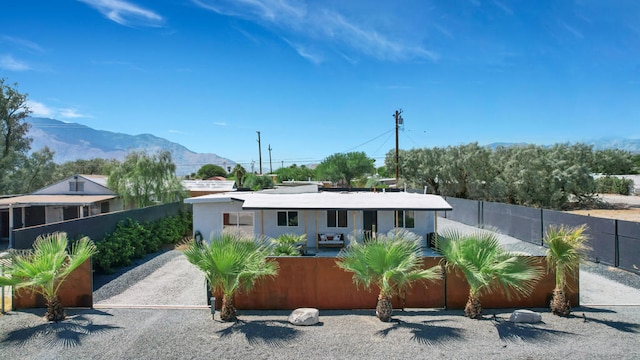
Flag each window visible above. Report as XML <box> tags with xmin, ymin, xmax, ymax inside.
<box><xmin>395</xmin><ymin>210</ymin><xmax>415</xmax><ymax>228</ymax></box>
<box><xmin>277</xmin><ymin>211</ymin><xmax>298</xmax><ymax>227</ymax></box>
<box><xmin>100</xmin><ymin>201</ymin><xmax>110</xmax><ymax>214</ymax></box>
<box><xmin>68</xmin><ymin>181</ymin><xmax>84</xmax><ymax>192</ymax></box>
<box><xmin>223</xmin><ymin>211</ymin><xmax>255</xmax><ymax>235</ymax></box>
<box><xmin>327</xmin><ymin>210</ymin><xmax>347</xmax><ymax>228</ymax></box>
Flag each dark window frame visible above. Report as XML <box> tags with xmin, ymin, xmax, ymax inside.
<box><xmin>327</xmin><ymin>210</ymin><xmax>348</xmax><ymax>228</ymax></box>
<box><xmin>277</xmin><ymin>211</ymin><xmax>298</xmax><ymax>227</ymax></box>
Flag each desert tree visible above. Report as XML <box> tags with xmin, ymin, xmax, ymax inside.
<box><xmin>0</xmin><ymin>78</ymin><xmax>32</xmax><ymax>194</ymax></box>
<box><xmin>315</xmin><ymin>151</ymin><xmax>375</xmax><ymax>188</ymax></box>
<box><xmin>107</xmin><ymin>150</ymin><xmax>186</xmax><ymax>208</ymax></box>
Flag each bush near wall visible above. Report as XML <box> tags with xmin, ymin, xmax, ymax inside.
<box><xmin>93</xmin><ymin>210</ymin><xmax>192</xmax><ymax>274</ymax></box>
<box><xmin>595</xmin><ymin>176</ymin><xmax>634</xmax><ymax>195</ymax></box>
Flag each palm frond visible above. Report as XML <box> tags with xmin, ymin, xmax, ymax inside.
<box><xmin>337</xmin><ymin>231</ymin><xmax>441</xmax><ymax>297</ymax></box>
<box><xmin>2</xmin><ymin>232</ymin><xmax>97</xmax><ymax>301</ymax></box>
<box><xmin>184</xmin><ymin>232</ymin><xmax>278</xmax><ymax>298</ymax></box>
<box><xmin>438</xmin><ymin>229</ymin><xmax>543</xmax><ymax>299</ymax></box>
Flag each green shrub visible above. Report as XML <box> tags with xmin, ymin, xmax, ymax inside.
<box><xmin>595</xmin><ymin>176</ymin><xmax>634</xmax><ymax>195</ymax></box>
<box><xmin>271</xmin><ymin>233</ymin><xmax>305</xmax><ymax>256</ymax></box>
<box><xmin>93</xmin><ymin>210</ymin><xmax>193</xmax><ymax>274</ymax></box>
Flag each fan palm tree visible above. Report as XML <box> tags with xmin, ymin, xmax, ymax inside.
<box><xmin>183</xmin><ymin>232</ymin><xmax>279</xmax><ymax>322</ymax></box>
<box><xmin>544</xmin><ymin>224</ymin><xmax>590</xmax><ymax>316</ymax></box>
<box><xmin>336</xmin><ymin>229</ymin><xmax>441</xmax><ymax>322</ymax></box>
<box><xmin>438</xmin><ymin>230</ymin><xmax>543</xmax><ymax>319</ymax></box>
<box><xmin>0</xmin><ymin>232</ymin><xmax>97</xmax><ymax>321</ymax></box>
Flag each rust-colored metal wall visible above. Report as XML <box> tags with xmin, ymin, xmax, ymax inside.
<box><xmin>444</xmin><ymin>257</ymin><xmax>579</xmax><ymax>309</ymax></box>
<box><xmin>217</xmin><ymin>256</ymin><xmax>575</xmax><ymax>310</ymax></box>
<box><xmin>13</xmin><ymin>259</ymin><xmax>93</xmax><ymax>309</ymax></box>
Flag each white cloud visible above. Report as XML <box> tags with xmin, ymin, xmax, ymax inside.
<box><xmin>168</xmin><ymin>129</ymin><xmax>186</xmax><ymax>134</ymax></box>
<box><xmin>78</xmin><ymin>0</ymin><xmax>164</xmax><ymax>27</ymax></box>
<box><xmin>1</xmin><ymin>35</ymin><xmax>45</xmax><ymax>53</ymax></box>
<box><xmin>28</xmin><ymin>101</ymin><xmax>91</xmax><ymax>119</ymax></box>
<box><xmin>213</xmin><ymin>121</ymin><xmax>227</xmax><ymax>126</ymax></box>
<box><xmin>59</xmin><ymin>108</ymin><xmax>91</xmax><ymax>119</ymax></box>
<box><xmin>27</xmin><ymin>100</ymin><xmax>54</xmax><ymax>117</ymax></box>
<box><xmin>193</xmin><ymin>0</ymin><xmax>437</xmax><ymax>63</ymax></box>
<box><xmin>0</xmin><ymin>54</ymin><xmax>30</xmax><ymax>71</ymax></box>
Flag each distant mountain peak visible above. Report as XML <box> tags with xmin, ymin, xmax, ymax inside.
<box><xmin>26</xmin><ymin>117</ymin><xmax>236</xmax><ymax>175</ymax></box>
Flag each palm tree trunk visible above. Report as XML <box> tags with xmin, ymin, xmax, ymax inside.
<box><xmin>220</xmin><ymin>295</ymin><xmax>237</xmax><ymax>322</ymax></box>
<box><xmin>376</xmin><ymin>294</ymin><xmax>393</xmax><ymax>322</ymax></box>
<box><xmin>550</xmin><ymin>287</ymin><xmax>571</xmax><ymax>316</ymax></box>
<box><xmin>45</xmin><ymin>296</ymin><xmax>66</xmax><ymax>322</ymax></box>
<box><xmin>464</xmin><ymin>294</ymin><xmax>482</xmax><ymax>319</ymax></box>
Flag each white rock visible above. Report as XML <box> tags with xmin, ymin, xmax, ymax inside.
<box><xmin>288</xmin><ymin>308</ymin><xmax>319</xmax><ymax>326</ymax></box>
<box><xmin>509</xmin><ymin>309</ymin><xmax>542</xmax><ymax>323</ymax></box>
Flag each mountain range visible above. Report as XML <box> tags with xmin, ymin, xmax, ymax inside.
<box><xmin>26</xmin><ymin>117</ymin><xmax>235</xmax><ymax>176</ymax></box>
<box><xmin>26</xmin><ymin>117</ymin><xmax>639</xmax><ymax>177</ymax></box>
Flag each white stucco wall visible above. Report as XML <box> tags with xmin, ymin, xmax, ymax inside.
<box><xmin>192</xmin><ymin>200</ymin><xmax>247</xmax><ymax>241</ymax></box>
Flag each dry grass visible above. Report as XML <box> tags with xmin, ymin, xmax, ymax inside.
<box><xmin>566</xmin><ymin>208</ymin><xmax>640</xmax><ymax>222</ymax></box>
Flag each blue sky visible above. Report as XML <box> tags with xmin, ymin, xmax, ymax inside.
<box><xmin>1</xmin><ymin>0</ymin><xmax>639</xmax><ymax>170</ymax></box>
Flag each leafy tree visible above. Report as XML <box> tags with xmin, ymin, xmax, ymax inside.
<box><xmin>53</xmin><ymin>158</ymin><xmax>118</xmax><ymax>181</ymax></box>
<box><xmin>243</xmin><ymin>173</ymin><xmax>274</xmax><ymax>190</ymax></box>
<box><xmin>107</xmin><ymin>150</ymin><xmax>186</xmax><ymax>208</ymax></box>
<box><xmin>315</xmin><ymin>151</ymin><xmax>375</xmax><ymax>188</ymax></box>
<box><xmin>592</xmin><ymin>149</ymin><xmax>634</xmax><ymax>175</ymax></box>
<box><xmin>196</xmin><ymin>164</ymin><xmax>227</xmax><ymax>179</ymax></box>
<box><xmin>0</xmin><ymin>232</ymin><xmax>97</xmax><ymax>321</ymax></box>
<box><xmin>376</xmin><ymin>165</ymin><xmax>388</xmax><ymax>178</ymax></box>
<box><xmin>632</xmin><ymin>154</ymin><xmax>640</xmax><ymax>174</ymax></box>
<box><xmin>438</xmin><ymin>230</ymin><xmax>543</xmax><ymax>319</ymax></box>
<box><xmin>12</xmin><ymin>147</ymin><xmax>58</xmax><ymax>194</ymax></box>
<box><xmin>275</xmin><ymin>164</ymin><xmax>315</xmax><ymax>183</ymax></box>
<box><xmin>544</xmin><ymin>225</ymin><xmax>590</xmax><ymax>316</ymax></box>
<box><xmin>0</xmin><ymin>79</ymin><xmax>32</xmax><ymax>195</ymax></box>
<box><xmin>336</xmin><ymin>230</ymin><xmax>441</xmax><ymax>322</ymax></box>
<box><xmin>183</xmin><ymin>232</ymin><xmax>279</xmax><ymax>321</ymax></box>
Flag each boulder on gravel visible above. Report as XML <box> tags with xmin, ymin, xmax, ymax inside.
<box><xmin>288</xmin><ymin>308</ymin><xmax>319</xmax><ymax>326</ymax></box>
<box><xmin>509</xmin><ymin>309</ymin><xmax>542</xmax><ymax>323</ymax></box>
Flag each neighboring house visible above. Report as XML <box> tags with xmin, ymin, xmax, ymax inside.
<box><xmin>185</xmin><ymin>189</ymin><xmax>452</xmax><ymax>250</ymax></box>
<box><xmin>182</xmin><ymin>179</ymin><xmax>237</xmax><ymax>197</ymax></box>
<box><xmin>0</xmin><ymin>174</ymin><xmax>123</xmax><ymax>244</ymax></box>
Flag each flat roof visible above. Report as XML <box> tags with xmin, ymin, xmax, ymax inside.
<box><xmin>0</xmin><ymin>195</ymin><xmax>116</xmax><ymax>208</ymax></box>
<box><xmin>185</xmin><ymin>191</ymin><xmax>452</xmax><ymax>211</ymax></box>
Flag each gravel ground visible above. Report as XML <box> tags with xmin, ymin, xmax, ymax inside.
<box><xmin>2</xmin><ymin>219</ymin><xmax>640</xmax><ymax>359</ymax></box>
<box><xmin>94</xmin><ymin>251</ymin><xmax>206</xmax><ymax>307</ymax></box>
<box><xmin>1</xmin><ymin>306</ymin><xmax>639</xmax><ymax>359</ymax></box>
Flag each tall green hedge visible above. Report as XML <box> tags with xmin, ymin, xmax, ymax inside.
<box><xmin>94</xmin><ymin>210</ymin><xmax>192</xmax><ymax>274</ymax></box>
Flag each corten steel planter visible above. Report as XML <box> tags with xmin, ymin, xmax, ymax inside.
<box><xmin>12</xmin><ymin>259</ymin><xmax>93</xmax><ymax>309</ymax></box>
<box><xmin>213</xmin><ymin>256</ymin><xmax>577</xmax><ymax>310</ymax></box>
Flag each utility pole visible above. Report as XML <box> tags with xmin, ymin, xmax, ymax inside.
<box><xmin>394</xmin><ymin>109</ymin><xmax>403</xmax><ymax>182</ymax></box>
<box><xmin>268</xmin><ymin>144</ymin><xmax>273</xmax><ymax>174</ymax></box>
<box><xmin>256</xmin><ymin>131</ymin><xmax>263</xmax><ymax>175</ymax></box>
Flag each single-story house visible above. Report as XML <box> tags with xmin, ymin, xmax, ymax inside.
<box><xmin>184</xmin><ymin>190</ymin><xmax>452</xmax><ymax>250</ymax></box>
<box><xmin>0</xmin><ymin>174</ymin><xmax>123</xmax><ymax>245</ymax></box>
